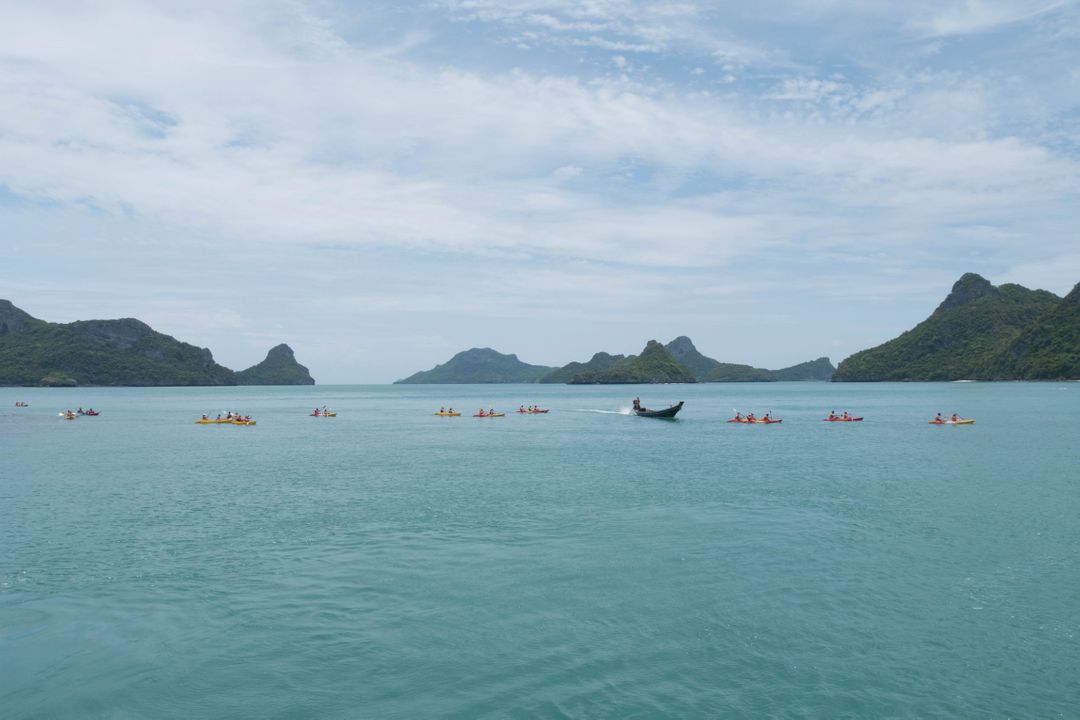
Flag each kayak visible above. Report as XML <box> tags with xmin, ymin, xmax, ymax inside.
<box><xmin>929</xmin><ymin>419</ymin><xmax>975</xmax><ymax>425</ymax></box>
<box><xmin>824</xmin><ymin>417</ymin><xmax>863</xmax><ymax>422</ymax></box>
<box><xmin>232</xmin><ymin>420</ymin><xmax>257</xmax><ymax>425</ymax></box>
<box><xmin>473</xmin><ymin>413</ymin><xmax>506</xmax><ymax>417</ymax></box>
<box><xmin>79</xmin><ymin>411</ymin><xmax>101</xmax><ymax>416</ymax></box>
<box><xmin>434</xmin><ymin>412</ymin><xmax>461</xmax><ymax>417</ymax></box>
<box><xmin>311</xmin><ymin>412</ymin><xmax>337</xmax><ymax>417</ymax></box>
<box><xmin>195</xmin><ymin>419</ymin><xmax>233</xmax><ymax>424</ymax></box>
<box><xmin>517</xmin><ymin>409</ymin><xmax>550</xmax><ymax>414</ymax></box>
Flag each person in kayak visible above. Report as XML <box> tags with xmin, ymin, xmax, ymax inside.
<box><xmin>477</xmin><ymin>408</ymin><xmax>486</xmax><ymax>417</ymax></box>
<box><xmin>950</xmin><ymin>413</ymin><xmax>961</xmax><ymax>422</ymax></box>
<box><xmin>828</xmin><ymin>410</ymin><xmax>838</xmax><ymax>420</ymax></box>
<box><xmin>842</xmin><ymin>411</ymin><xmax>850</xmax><ymax>420</ymax></box>
<box><xmin>489</xmin><ymin>408</ymin><xmax>496</xmax><ymax>416</ymax></box>
<box><xmin>632</xmin><ymin>397</ymin><xmax>641</xmax><ymax>411</ymax></box>
<box><xmin>448</xmin><ymin>407</ymin><xmax>454</xmax><ymax>414</ymax></box>
<box><xmin>733</xmin><ymin>411</ymin><xmax>743</xmax><ymax>421</ymax></box>
<box><xmin>934</xmin><ymin>412</ymin><xmax>943</xmax><ymax>423</ymax></box>
<box><xmin>746</xmin><ymin>412</ymin><xmax>756</xmax><ymax>422</ymax></box>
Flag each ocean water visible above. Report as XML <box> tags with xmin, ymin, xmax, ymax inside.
<box><xmin>2</xmin><ymin>382</ymin><xmax>1078</xmax><ymax>718</ymax></box>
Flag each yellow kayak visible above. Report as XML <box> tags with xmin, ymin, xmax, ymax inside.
<box><xmin>195</xmin><ymin>419</ymin><xmax>232</xmax><ymax>424</ymax></box>
<box><xmin>232</xmin><ymin>420</ymin><xmax>257</xmax><ymax>425</ymax></box>
<box><xmin>434</xmin><ymin>412</ymin><xmax>461</xmax><ymax>416</ymax></box>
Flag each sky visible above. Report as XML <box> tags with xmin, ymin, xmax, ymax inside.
<box><xmin>1</xmin><ymin>0</ymin><xmax>1078</xmax><ymax>383</ymax></box>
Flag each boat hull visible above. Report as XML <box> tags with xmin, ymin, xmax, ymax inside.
<box><xmin>634</xmin><ymin>401</ymin><xmax>684</xmax><ymax>419</ymax></box>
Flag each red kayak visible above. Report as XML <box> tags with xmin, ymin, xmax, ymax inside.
<box><xmin>728</xmin><ymin>418</ymin><xmax>782</xmax><ymax>424</ymax></box>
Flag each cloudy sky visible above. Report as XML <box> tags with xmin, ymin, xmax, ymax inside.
<box><xmin>1</xmin><ymin>1</ymin><xmax>1078</xmax><ymax>382</ymax></box>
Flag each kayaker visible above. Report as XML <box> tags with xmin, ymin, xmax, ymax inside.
<box><xmin>842</xmin><ymin>411</ymin><xmax>850</xmax><ymax>420</ymax></box>
<box><xmin>934</xmin><ymin>413</ymin><xmax>943</xmax><ymax>423</ymax></box>
<box><xmin>746</xmin><ymin>412</ymin><xmax>756</xmax><ymax>422</ymax></box>
<box><xmin>950</xmin><ymin>413</ymin><xmax>961</xmax><ymax>422</ymax></box>
<box><xmin>828</xmin><ymin>410</ymin><xmax>837</xmax><ymax>420</ymax></box>
<box><xmin>763</xmin><ymin>412</ymin><xmax>772</xmax><ymax>421</ymax></box>
<box><xmin>478</xmin><ymin>408</ymin><xmax>486</xmax><ymax>417</ymax></box>
<box><xmin>733</xmin><ymin>411</ymin><xmax>742</xmax><ymax>421</ymax></box>
<box><xmin>448</xmin><ymin>407</ymin><xmax>454</xmax><ymax>414</ymax></box>
<box><xmin>632</xmin><ymin>397</ymin><xmax>641</xmax><ymax>411</ymax></box>
<box><xmin>440</xmin><ymin>407</ymin><xmax>446</xmax><ymax>413</ymax></box>
<box><xmin>489</xmin><ymin>408</ymin><xmax>496</xmax><ymax>416</ymax></box>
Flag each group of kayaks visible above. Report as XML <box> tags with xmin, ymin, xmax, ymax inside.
<box><xmin>59</xmin><ymin>408</ymin><xmax>100</xmax><ymax>419</ymax></box>
<box><xmin>633</xmin><ymin>401</ymin><xmax>975</xmax><ymax>425</ymax></box>
<box><xmin>435</xmin><ymin>405</ymin><xmax>550</xmax><ymax>418</ymax></box>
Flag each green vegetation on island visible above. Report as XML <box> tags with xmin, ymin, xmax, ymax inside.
<box><xmin>568</xmin><ymin>340</ymin><xmax>698</xmax><ymax>384</ymax></box>
<box><xmin>833</xmin><ymin>273</ymin><xmax>1071</xmax><ymax>381</ymax></box>
<box><xmin>394</xmin><ymin>347</ymin><xmax>554</xmax><ymax>384</ymax></box>
<box><xmin>768</xmin><ymin>357</ymin><xmax>836</xmax><ymax>381</ymax></box>
<box><xmin>0</xmin><ymin>300</ymin><xmax>314</xmax><ymax>386</ymax></box>
<box><xmin>235</xmin><ymin>344</ymin><xmax>315</xmax><ymax>385</ymax></box>
<box><xmin>987</xmin><ymin>281</ymin><xmax>1080</xmax><ymax>380</ymax></box>
<box><xmin>537</xmin><ymin>352</ymin><xmax>625</xmax><ymax>383</ymax></box>
<box><xmin>405</xmin><ymin>335</ymin><xmax>834</xmax><ymax>385</ymax></box>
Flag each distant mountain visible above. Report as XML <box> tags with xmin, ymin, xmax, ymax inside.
<box><xmin>769</xmin><ymin>357</ymin><xmax>835</xmax><ymax>381</ymax></box>
<box><xmin>236</xmin><ymin>344</ymin><xmax>314</xmax><ymax>385</ymax></box>
<box><xmin>394</xmin><ymin>347</ymin><xmax>554</xmax><ymax>384</ymax></box>
<box><xmin>537</xmin><ymin>336</ymin><xmax>833</xmax><ymax>383</ymax></box>
<box><xmin>538</xmin><ymin>352</ymin><xmax>625</xmax><ymax>383</ymax></box>
<box><xmin>569</xmin><ymin>340</ymin><xmax>697</xmax><ymax>384</ymax></box>
<box><xmin>663</xmin><ymin>336</ymin><xmax>725</xmax><ymax>378</ymax></box>
<box><xmin>833</xmin><ymin>274</ymin><xmax>1064</xmax><ymax>381</ymax></box>
<box><xmin>665</xmin><ymin>336</ymin><xmax>832</xmax><ymax>381</ymax></box>
<box><xmin>0</xmin><ymin>300</ymin><xmax>314</xmax><ymax>386</ymax></box>
<box><xmin>663</xmin><ymin>336</ymin><xmax>767</xmax><ymax>381</ymax></box>
<box><xmin>988</xmin><ymin>282</ymin><xmax>1080</xmax><ymax>380</ymax></box>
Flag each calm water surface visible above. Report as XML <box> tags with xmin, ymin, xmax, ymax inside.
<box><xmin>2</xmin><ymin>383</ymin><xmax>1078</xmax><ymax>718</ymax></box>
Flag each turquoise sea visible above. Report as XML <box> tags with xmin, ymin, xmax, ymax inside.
<box><xmin>2</xmin><ymin>382</ymin><xmax>1078</xmax><ymax>718</ymax></box>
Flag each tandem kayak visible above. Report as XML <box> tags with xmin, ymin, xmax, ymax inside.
<box><xmin>517</xmin><ymin>409</ymin><xmax>550</xmax><ymax>414</ymax></box>
<box><xmin>929</xmin><ymin>419</ymin><xmax>975</xmax><ymax>425</ymax></box>
<box><xmin>473</xmin><ymin>413</ymin><xmax>506</xmax><ymax>417</ymax></box>
<box><xmin>824</xmin><ymin>417</ymin><xmax>862</xmax><ymax>422</ymax></box>
<box><xmin>434</xmin><ymin>412</ymin><xmax>461</xmax><ymax>416</ymax></box>
<box><xmin>311</xmin><ymin>412</ymin><xmax>337</xmax><ymax>417</ymax></box>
